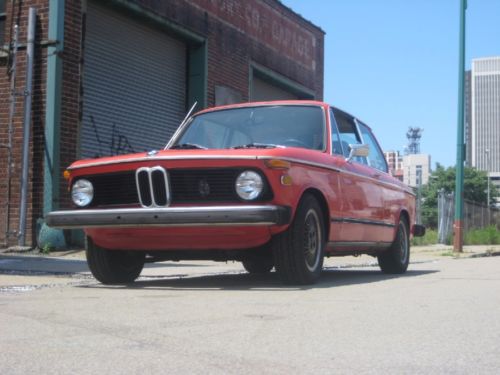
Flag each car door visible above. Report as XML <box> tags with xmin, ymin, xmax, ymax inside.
<box><xmin>330</xmin><ymin>108</ymin><xmax>388</xmax><ymax>245</ymax></box>
<box><xmin>356</xmin><ymin>120</ymin><xmax>396</xmax><ymax>244</ymax></box>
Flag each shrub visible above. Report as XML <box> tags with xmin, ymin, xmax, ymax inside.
<box><xmin>412</xmin><ymin>227</ymin><xmax>500</xmax><ymax>246</ymax></box>
<box><xmin>464</xmin><ymin>226</ymin><xmax>500</xmax><ymax>245</ymax></box>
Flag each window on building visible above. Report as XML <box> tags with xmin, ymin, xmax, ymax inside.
<box><xmin>416</xmin><ymin>165</ymin><xmax>423</xmax><ymax>186</ymax></box>
<box><xmin>0</xmin><ymin>0</ymin><xmax>6</xmax><ymax>48</ymax></box>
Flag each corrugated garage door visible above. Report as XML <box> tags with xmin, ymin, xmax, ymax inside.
<box><xmin>80</xmin><ymin>2</ymin><xmax>186</xmax><ymax>159</ymax></box>
<box><xmin>251</xmin><ymin>77</ymin><xmax>298</xmax><ymax>102</ymax></box>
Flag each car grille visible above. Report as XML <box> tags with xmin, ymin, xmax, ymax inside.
<box><xmin>83</xmin><ymin>168</ymin><xmax>271</xmax><ymax>207</ymax></box>
<box><xmin>87</xmin><ymin>171</ymin><xmax>138</xmax><ymax>206</ymax></box>
<box><xmin>169</xmin><ymin>169</ymin><xmax>240</xmax><ymax>203</ymax></box>
<box><xmin>136</xmin><ymin>167</ymin><xmax>170</xmax><ymax>207</ymax></box>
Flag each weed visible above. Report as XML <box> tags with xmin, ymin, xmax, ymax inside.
<box><xmin>412</xmin><ymin>226</ymin><xmax>500</xmax><ymax>246</ymax></box>
<box><xmin>440</xmin><ymin>251</ymin><xmax>455</xmax><ymax>257</ymax></box>
<box><xmin>464</xmin><ymin>226</ymin><xmax>500</xmax><ymax>245</ymax></box>
<box><xmin>41</xmin><ymin>243</ymin><xmax>53</xmax><ymax>255</ymax></box>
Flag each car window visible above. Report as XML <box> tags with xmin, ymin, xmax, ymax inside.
<box><xmin>332</xmin><ymin>109</ymin><xmax>368</xmax><ymax>165</ymax></box>
<box><xmin>175</xmin><ymin>105</ymin><xmax>326</xmax><ymax>150</ymax></box>
<box><xmin>329</xmin><ymin>109</ymin><xmax>343</xmax><ymax>155</ymax></box>
<box><xmin>357</xmin><ymin>121</ymin><xmax>388</xmax><ymax>173</ymax></box>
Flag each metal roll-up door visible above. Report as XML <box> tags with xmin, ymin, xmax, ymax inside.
<box><xmin>80</xmin><ymin>2</ymin><xmax>187</xmax><ymax>159</ymax></box>
<box><xmin>251</xmin><ymin>77</ymin><xmax>298</xmax><ymax>102</ymax></box>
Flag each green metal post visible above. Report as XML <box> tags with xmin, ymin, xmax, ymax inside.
<box><xmin>39</xmin><ymin>0</ymin><xmax>66</xmax><ymax>250</ymax></box>
<box><xmin>453</xmin><ymin>0</ymin><xmax>467</xmax><ymax>253</ymax></box>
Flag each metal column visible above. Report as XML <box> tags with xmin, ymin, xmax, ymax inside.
<box><xmin>2</xmin><ymin>24</ymin><xmax>19</xmax><ymax>246</ymax></box>
<box><xmin>453</xmin><ymin>0</ymin><xmax>467</xmax><ymax>252</ymax></box>
<box><xmin>18</xmin><ymin>8</ymin><xmax>37</xmax><ymax>246</ymax></box>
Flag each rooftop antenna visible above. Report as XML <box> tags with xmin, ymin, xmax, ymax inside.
<box><xmin>406</xmin><ymin>127</ymin><xmax>423</xmax><ymax>155</ymax></box>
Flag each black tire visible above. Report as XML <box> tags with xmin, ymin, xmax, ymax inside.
<box><xmin>86</xmin><ymin>237</ymin><xmax>145</xmax><ymax>284</ymax></box>
<box><xmin>273</xmin><ymin>194</ymin><xmax>325</xmax><ymax>285</ymax></box>
<box><xmin>242</xmin><ymin>257</ymin><xmax>274</xmax><ymax>274</ymax></box>
<box><xmin>378</xmin><ymin>217</ymin><xmax>410</xmax><ymax>274</ymax></box>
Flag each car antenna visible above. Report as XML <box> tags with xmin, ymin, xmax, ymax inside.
<box><xmin>164</xmin><ymin>101</ymin><xmax>198</xmax><ymax>150</ymax></box>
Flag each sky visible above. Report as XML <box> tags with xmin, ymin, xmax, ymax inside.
<box><xmin>281</xmin><ymin>0</ymin><xmax>500</xmax><ymax>168</ymax></box>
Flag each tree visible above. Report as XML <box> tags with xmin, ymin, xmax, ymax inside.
<box><xmin>420</xmin><ymin>164</ymin><xmax>498</xmax><ymax>228</ymax></box>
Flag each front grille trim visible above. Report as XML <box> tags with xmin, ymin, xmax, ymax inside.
<box><xmin>135</xmin><ymin>166</ymin><xmax>171</xmax><ymax>208</ymax></box>
<box><xmin>77</xmin><ymin>168</ymin><xmax>273</xmax><ymax>208</ymax></box>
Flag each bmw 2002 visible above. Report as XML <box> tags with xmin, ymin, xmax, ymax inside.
<box><xmin>47</xmin><ymin>101</ymin><xmax>424</xmax><ymax>285</ymax></box>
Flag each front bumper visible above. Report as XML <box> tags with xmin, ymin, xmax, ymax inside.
<box><xmin>46</xmin><ymin>205</ymin><xmax>292</xmax><ymax>229</ymax></box>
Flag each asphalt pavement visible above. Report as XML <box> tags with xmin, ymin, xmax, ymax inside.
<box><xmin>1</xmin><ymin>244</ymin><xmax>500</xmax><ymax>374</ymax></box>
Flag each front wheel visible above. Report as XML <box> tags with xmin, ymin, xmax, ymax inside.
<box><xmin>273</xmin><ymin>194</ymin><xmax>325</xmax><ymax>285</ymax></box>
<box><xmin>86</xmin><ymin>237</ymin><xmax>145</xmax><ymax>284</ymax></box>
<box><xmin>378</xmin><ymin>218</ymin><xmax>410</xmax><ymax>274</ymax></box>
<box><xmin>242</xmin><ymin>257</ymin><xmax>274</xmax><ymax>274</ymax></box>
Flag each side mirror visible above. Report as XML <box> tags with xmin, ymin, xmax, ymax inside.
<box><xmin>346</xmin><ymin>144</ymin><xmax>370</xmax><ymax>163</ymax></box>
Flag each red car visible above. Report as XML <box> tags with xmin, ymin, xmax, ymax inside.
<box><xmin>47</xmin><ymin>101</ymin><xmax>424</xmax><ymax>285</ymax></box>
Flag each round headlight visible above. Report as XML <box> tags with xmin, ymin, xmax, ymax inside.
<box><xmin>235</xmin><ymin>171</ymin><xmax>263</xmax><ymax>200</ymax></box>
<box><xmin>71</xmin><ymin>179</ymin><xmax>94</xmax><ymax>207</ymax></box>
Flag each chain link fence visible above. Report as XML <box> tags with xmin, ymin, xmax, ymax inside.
<box><xmin>437</xmin><ymin>190</ymin><xmax>500</xmax><ymax>244</ymax></box>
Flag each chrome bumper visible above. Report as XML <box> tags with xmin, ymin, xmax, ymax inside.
<box><xmin>46</xmin><ymin>205</ymin><xmax>292</xmax><ymax>229</ymax></box>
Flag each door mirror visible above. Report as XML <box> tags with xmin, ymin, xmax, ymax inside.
<box><xmin>346</xmin><ymin>144</ymin><xmax>369</xmax><ymax>163</ymax></box>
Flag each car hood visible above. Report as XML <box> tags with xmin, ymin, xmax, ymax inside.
<box><xmin>67</xmin><ymin>147</ymin><xmax>327</xmax><ymax>170</ymax></box>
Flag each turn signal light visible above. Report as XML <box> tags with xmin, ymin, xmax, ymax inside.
<box><xmin>281</xmin><ymin>174</ymin><xmax>293</xmax><ymax>186</ymax></box>
<box><xmin>264</xmin><ymin>159</ymin><xmax>291</xmax><ymax>170</ymax></box>
<box><xmin>63</xmin><ymin>170</ymin><xmax>71</xmax><ymax>180</ymax></box>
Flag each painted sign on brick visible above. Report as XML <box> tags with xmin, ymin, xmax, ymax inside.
<box><xmin>190</xmin><ymin>0</ymin><xmax>317</xmax><ymax>71</ymax></box>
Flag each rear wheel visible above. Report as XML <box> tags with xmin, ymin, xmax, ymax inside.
<box><xmin>378</xmin><ymin>218</ymin><xmax>410</xmax><ymax>274</ymax></box>
<box><xmin>273</xmin><ymin>194</ymin><xmax>325</xmax><ymax>285</ymax></box>
<box><xmin>86</xmin><ymin>237</ymin><xmax>145</xmax><ymax>284</ymax></box>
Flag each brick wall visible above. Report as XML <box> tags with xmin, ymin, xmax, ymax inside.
<box><xmin>0</xmin><ymin>0</ymin><xmax>49</xmax><ymax>247</ymax></box>
<box><xmin>0</xmin><ymin>0</ymin><xmax>324</xmax><ymax>247</ymax></box>
<box><xmin>133</xmin><ymin>0</ymin><xmax>324</xmax><ymax>104</ymax></box>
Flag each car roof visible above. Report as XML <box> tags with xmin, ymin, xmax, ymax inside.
<box><xmin>194</xmin><ymin>100</ymin><xmax>329</xmax><ymax>116</ymax></box>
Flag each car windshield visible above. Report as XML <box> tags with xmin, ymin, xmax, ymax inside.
<box><xmin>172</xmin><ymin>105</ymin><xmax>326</xmax><ymax>150</ymax></box>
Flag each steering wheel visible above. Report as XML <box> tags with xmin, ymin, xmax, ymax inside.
<box><xmin>282</xmin><ymin>139</ymin><xmax>309</xmax><ymax>148</ymax></box>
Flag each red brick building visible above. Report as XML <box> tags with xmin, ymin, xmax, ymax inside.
<box><xmin>0</xmin><ymin>0</ymin><xmax>324</xmax><ymax>248</ymax></box>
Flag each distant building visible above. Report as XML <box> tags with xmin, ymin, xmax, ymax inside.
<box><xmin>384</xmin><ymin>150</ymin><xmax>403</xmax><ymax>181</ymax></box>
<box><xmin>402</xmin><ymin>154</ymin><xmax>431</xmax><ymax>188</ymax></box>
<box><xmin>470</xmin><ymin>56</ymin><xmax>500</xmax><ymax>198</ymax></box>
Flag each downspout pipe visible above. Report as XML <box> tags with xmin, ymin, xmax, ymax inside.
<box><xmin>18</xmin><ymin>8</ymin><xmax>36</xmax><ymax>246</ymax></box>
<box><xmin>38</xmin><ymin>0</ymin><xmax>66</xmax><ymax>250</ymax></box>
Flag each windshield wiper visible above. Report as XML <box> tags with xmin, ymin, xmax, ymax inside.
<box><xmin>171</xmin><ymin>143</ymin><xmax>207</xmax><ymax>150</ymax></box>
<box><xmin>164</xmin><ymin>102</ymin><xmax>198</xmax><ymax>150</ymax></box>
<box><xmin>232</xmin><ymin>143</ymin><xmax>279</xmax><ymax>149</ymax></box>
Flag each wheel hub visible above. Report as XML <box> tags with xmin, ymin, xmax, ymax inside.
<box><xmin>303</xmin><ymin>209</ymin><xmax>321</xmax><ymax>271</ymax></box>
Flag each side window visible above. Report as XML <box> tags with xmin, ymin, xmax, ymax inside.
<box><xmin>332</xmin><ymin>109</ymin><xmax>368</xmax><ymax>165</ymax></box>
<box><xmin>329</xmin><ymin>109</ymin><xmax>343</xmax><ymax>155</ymax></box>
<box><xmin>358</xmin><ymin>122</ymin><xmax>388</xmax><ymax>173</ymax></box>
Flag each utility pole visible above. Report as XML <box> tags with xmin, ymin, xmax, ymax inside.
<box><xmin>486</xmin><ymin>148</ymin><xmax>490</xmax><ymax>225</ymax></box>
<box><xmin>453</xmin><ymin>0</ymin><xmax>467</xmax><ymax>253</ymax></box>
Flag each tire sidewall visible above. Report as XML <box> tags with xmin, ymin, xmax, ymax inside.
<box><xmin>290</xmin><ymin>194</ymin><xmax>325</xmax><ymax>282</ymax></box>
<box><xmin>378</xmin><ymin>217</ymin><xmax>410</xmax><ymax>274</ymax></box>
<box><xmin>397</xmin><ymin>220</ymin><xmax>410</xmax><ymax>268</ymax></box>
